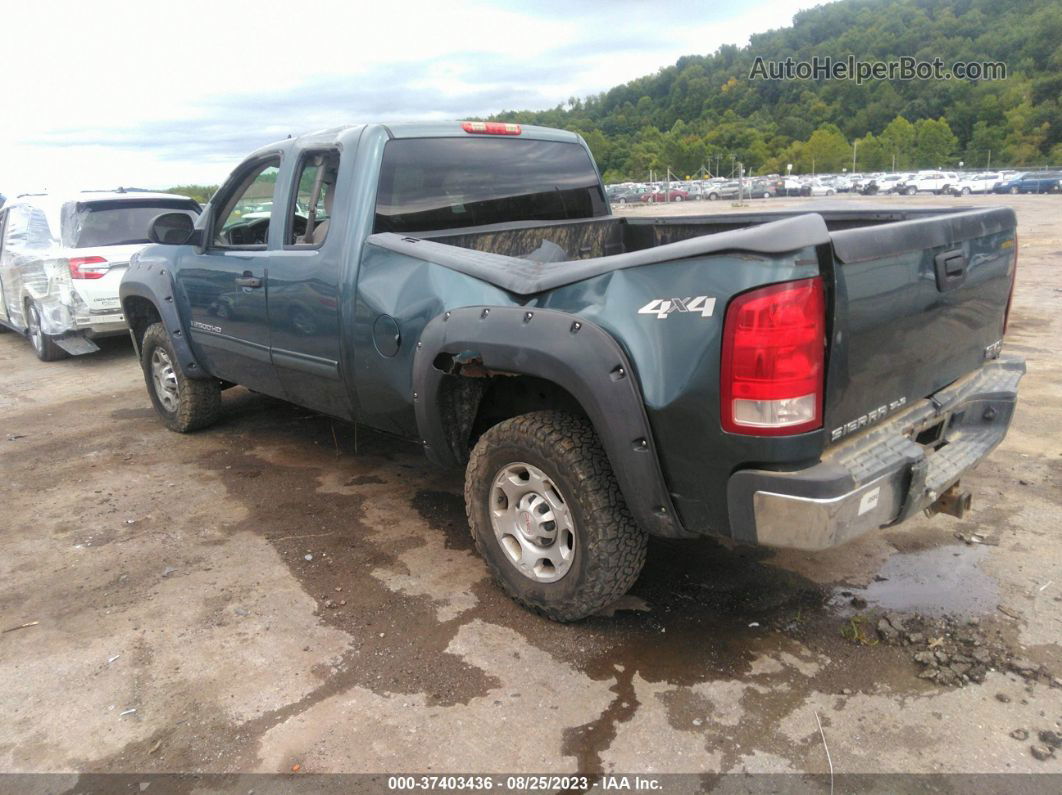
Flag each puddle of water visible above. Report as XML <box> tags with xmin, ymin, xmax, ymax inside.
<box><xmin>832</xmin><ymin>543</ymin><xmax>998</xmax><ymax>617</ymax></box>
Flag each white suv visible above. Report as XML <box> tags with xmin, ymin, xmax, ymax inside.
<box><xmin>949</xmin><ymin>173</ymin><xmax>1001</xmax><ymax>196</ymax></box>
<box><xmin>0</xmin><ymin>191</ymin><xmax>199</xmax><ymax>360</ymax></box>
<box><xmin>902</xmin><ymin>171</ymin><xmax>959</xmax><ymax>195</ymax></box>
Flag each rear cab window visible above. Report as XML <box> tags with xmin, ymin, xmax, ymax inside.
<box><xmin>62</xmin><ymin>199</ymin><xmax>200</xmax><ymax>248</ymax></box>
<box><xmin>373</xmin><ymin>137</ymin><xmax>607</xmax><ymax>234</ymax></box>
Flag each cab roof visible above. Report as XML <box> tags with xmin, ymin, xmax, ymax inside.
<box><xmin>247</xmin><ymin>121</ymin><xmax>583</xmax><ymax>160</ymax></box>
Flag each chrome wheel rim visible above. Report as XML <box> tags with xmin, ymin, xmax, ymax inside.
<box><xmin>150</xmin><ymin>347</ymin><xmax>180</xmax><ymax>413</ymax></box>
<box><xmin>489</xmin><ymin>462</ymin><xmax>575</xmax><ymax>583</ymax></box>
<box><xmin>27</xmin><ymin>307</ymin><xmax>44</xmax><ymax>354</ymax></box>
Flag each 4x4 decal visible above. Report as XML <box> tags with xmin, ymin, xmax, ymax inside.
<box><xmin>638</xmin><ymin>296</ymin><xmax>716</xmax><ymax>319</ymax></box>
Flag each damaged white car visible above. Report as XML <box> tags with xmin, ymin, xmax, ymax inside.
<box><xmin>0</xmin><ymin>191</ymin><xmax>199</xmax><ymax>360</ymax></box>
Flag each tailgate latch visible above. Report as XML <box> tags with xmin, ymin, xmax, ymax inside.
<box><xmin>934</xmin><ymin>248</ymin><xmax>967</xmax><ymax>291</ymax></box>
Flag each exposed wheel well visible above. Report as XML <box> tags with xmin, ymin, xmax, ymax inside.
<box><xmin>123</xmin><ymin>297</ymin><xmax>162</xmax><ymax>350</ymax></box>
<box><xmin>435</xmin><ymin>368</ymin><xmax>586</xmax><ymax>463</ymax></box>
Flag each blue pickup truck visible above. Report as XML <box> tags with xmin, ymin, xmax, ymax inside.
<box><xmin>121</xmin><ymin>121</ymin><xmax>1024</xmax><ymax>620</ymax></box>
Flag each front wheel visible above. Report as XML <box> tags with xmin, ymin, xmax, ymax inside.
<box><xmin>672</xmin><ymin>195</ymin><xmax>683</xmax><ymax>202</ymax></box>
<box><xmin>707</xmin><ymin>192</ymin><xmax>719</xmax><ymax>201</ymax></box>
<box><xmin>465</xmin><ymin>411</ymin><xmax>648</xmax><ymax>621</ymax></box>
<box><xmin>1009</xmin><ymin>186</ymin><xmax>1020</xmax><ymax>194</ymax></box>
<box><xmin>141</xmin><ymin>322</ymin><xmax>221</xmax><ymax>432</ymax></box>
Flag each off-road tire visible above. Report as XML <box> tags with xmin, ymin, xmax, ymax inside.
<box><xmin>141</xmin><ymin>322</ymin><xmax>221</xmax><ymax>433</ymax></box>
<box><xmin>465</xmin><ymin>411</ymin><xmax>648</xmax><ymax>621</ymax></box>
<box><xmin>26</xmin><ymin>302</ymin><xmax>68</xmax><ymax>362</ymax></box>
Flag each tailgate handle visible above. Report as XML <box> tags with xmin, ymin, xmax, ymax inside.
<box><xmin>934</xmin><ymin>249</ymin><xmax>966</xmax><ymax>291</ymax></box>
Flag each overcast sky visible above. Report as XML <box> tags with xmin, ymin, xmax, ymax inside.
<box><xmin>1</xmin><ymin>0</ymin><xmax>823</xmax><ymax>196</ymax></box>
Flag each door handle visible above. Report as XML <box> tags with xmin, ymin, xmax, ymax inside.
<box><xmin>235</xmin><ymin>273</ymin><xmax>262</xmax><ymax>288</ymax></box>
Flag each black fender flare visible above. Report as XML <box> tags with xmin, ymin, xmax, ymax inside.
<box><xmin>119</xmin><ymin>256</ymin><xmax>211</xmax><ymax>380</ymax></box>
<box><xmin>412</xmin><ymin>305</ymin><xmax>688</xmax><ymax>538</ymax></box>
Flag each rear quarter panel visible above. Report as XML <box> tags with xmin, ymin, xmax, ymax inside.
<box><xmin>536</xmin><ymin>247</ymin><xmax>824</xmax><ymax>537</ymax></box>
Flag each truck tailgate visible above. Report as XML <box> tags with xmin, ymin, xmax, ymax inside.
<box><xmin>825</xmin><ymin>207</ymin><xmax>1016</xmax><ymax>443</ymax></box>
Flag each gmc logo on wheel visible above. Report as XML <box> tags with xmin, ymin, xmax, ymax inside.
<box><xmin>638</xmin><ymin>296</ymin><xmax>716</xmax><ymax>319</ymax></box>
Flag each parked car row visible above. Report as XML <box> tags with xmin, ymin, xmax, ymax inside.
<box><xmin>607</xmin><ymin>168</ymin><xmax>1061</xmax><ymax>205</ymax></box>
<box><xmin>854</xmin><ymin>170</ymin><xmax>1062</xmax><ymax>196</ymax></box>
<box><xmin>606</xmin><ymin>176</ymin><xmax>786</xmax><ymax>204</ymax></box>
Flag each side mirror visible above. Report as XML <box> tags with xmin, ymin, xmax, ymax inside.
<box><xmin>149</xmin><ymin>212</ymin><xmax>197</xmax><ymax>245</ymax></box>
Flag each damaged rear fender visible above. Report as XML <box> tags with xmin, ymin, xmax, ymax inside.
<box><xmin>412</xmin><ymin>305</ymin><xmax>692</xmax><ymax>538</ymax></box>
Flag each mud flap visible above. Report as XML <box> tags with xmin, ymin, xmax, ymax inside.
<box><xmin>54</xmin><ymin>335</ymin><xmax>101</xmax><ymax>356</ymax></box>
<box><xmin>892</xmin><ymin>456</ymin><xmax>929</xmax><ymax>525</ymax></box>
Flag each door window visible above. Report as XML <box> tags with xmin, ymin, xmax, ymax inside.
<box><xmin>213</xmin><ymin>159</ymin><xmax>281</xmax><ymax>248</ymax></box>
<box><xmin>286</xmin><ymin>151</ymin><xmax>339</xmax><ymax>247</ymax></box>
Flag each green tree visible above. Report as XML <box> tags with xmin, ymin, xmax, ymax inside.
<box><xmin>879</xmin><ymin>116</ymin><xmax>916</xmax><ymax>170</ymax></box>
<box><xmin>913</xmin><ymin>118</ymin><xmax>959</xmax><ymax>168</ymax></box>
<box><xmin>854</xmin><ymin>133</ymin><xmax>889</xmax><ymax>171</ymax></box>
<box><xmin>804</xmin><ymin>125</ymin><xmax>850</xmax><ymax>173</ymax></box>
<box><xmin>964</xmin><ymin>121</ymin><xmax>1006</xmax><ymax>168</ymax></box>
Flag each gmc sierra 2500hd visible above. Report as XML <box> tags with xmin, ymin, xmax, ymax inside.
<box><xmin>120</xmin><ymin>121</ymin><xmax>1024</xmax><ymax>620</ymax></box>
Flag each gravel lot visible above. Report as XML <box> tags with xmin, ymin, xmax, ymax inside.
<box><xmin>0</xmin><ymin>193</ymin><xmax>1059</xmax><ymax>782</ymax></box>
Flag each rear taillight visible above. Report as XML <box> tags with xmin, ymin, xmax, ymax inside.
<box><xmin>461</xmin><ymin>121</ymin><xmax>521</xmax><ymax>135</ymax></box>
<box><xmin>68</xmin><ymin>256</ymin><xmax>110</xmax><ymax>279</ymax></box>
<box><xmin>721</xmin><ymin>277</ymin><xmax>826</xmax><ymax>435</ymax></box>
<box><xmin>1003</xmin><ymin>234</ymin><xmax>1017</xmax><ymax>335</ymax></box>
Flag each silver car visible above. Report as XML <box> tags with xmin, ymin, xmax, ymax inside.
<box><xmin>0</xmin><ymin>191</ymin><xmax>199</xmax><ymax>360</ymax></box>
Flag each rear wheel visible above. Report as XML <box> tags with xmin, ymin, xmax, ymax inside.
<box><xmin>25</xmin><ymin>302</ymin><xmax>68</xmax><ymax>362</ymax></box>
<box><xmin>141</xmin><ymin>322</ymin><xmax>221</xmax><ymax>432</ymax></box>
<box><xmin>961</xmin><ymin>187</ymin><xmax>971</xmax><ymax>195</ymax></box>
<box><xmin>672</xmin><ymin>195</ymin><xmax>683</xmax><ymax>202</ymax></box>
<box><xmin>707</xmin><ymin>192</ymin><xmax>719</xmax><ymax>201</ymax></box>
<box><xmin>465</xmin><ymin>411</ymin><xmax>648</xmax><ymax>622</ymax></box>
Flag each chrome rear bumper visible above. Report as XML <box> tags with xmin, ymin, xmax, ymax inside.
<box><xmin>727</xmin><ymin>356</ymin><xmax>1025</xmax><ymax>550</ymax></box>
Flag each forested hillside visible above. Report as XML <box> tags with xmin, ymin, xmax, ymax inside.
<box><xmin>491</xmin><ymin>0</ymin><xmax>1062</xmax><ymax>179</ymax></box>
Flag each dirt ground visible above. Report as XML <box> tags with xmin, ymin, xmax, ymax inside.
<box><xmin>0</xmin><ymin>193</ymin><xmax>1059</xmax><ymax>785</ymax></box>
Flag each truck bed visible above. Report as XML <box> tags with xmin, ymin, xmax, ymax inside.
<box><xmin>368</xmin><ymin>204</ymin><xmax>1017</xmax><ymax>541</ymax></box>
<box><xmin>370</xmin><ymin>205</ymin><xmax>1014</xmax><ymax>295</ymax></box>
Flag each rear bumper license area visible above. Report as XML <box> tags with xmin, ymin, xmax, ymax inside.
<box><xmin>727</xmin><ymin>356</ymin><xmax>1025</xmax><ymax>550</ymax></box>
<box><xmin>74</xmin><ymin>310</ymin><xmax>126</xmax><ymax>336</ymax></box>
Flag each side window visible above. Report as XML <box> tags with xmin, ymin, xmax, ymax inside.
<box><xmin>212</xmin><ymin>159</ymin><xmax>281</xmax><ymax>248</ymax></box>
<box><xmin>287</xmin><ymin>151</ymin><xmax>340</xmax><ymax>247</ymax></box>
<box><xmin>4</xmin><ymin>205</ymin><xmax>53</xmax><ymax>251</ymax></box>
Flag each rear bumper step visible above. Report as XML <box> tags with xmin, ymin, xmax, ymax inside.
<box><xmin>727</xmin><ymin>356</ymin><xmax>1025</xmax><ymax>550</ymax></box>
